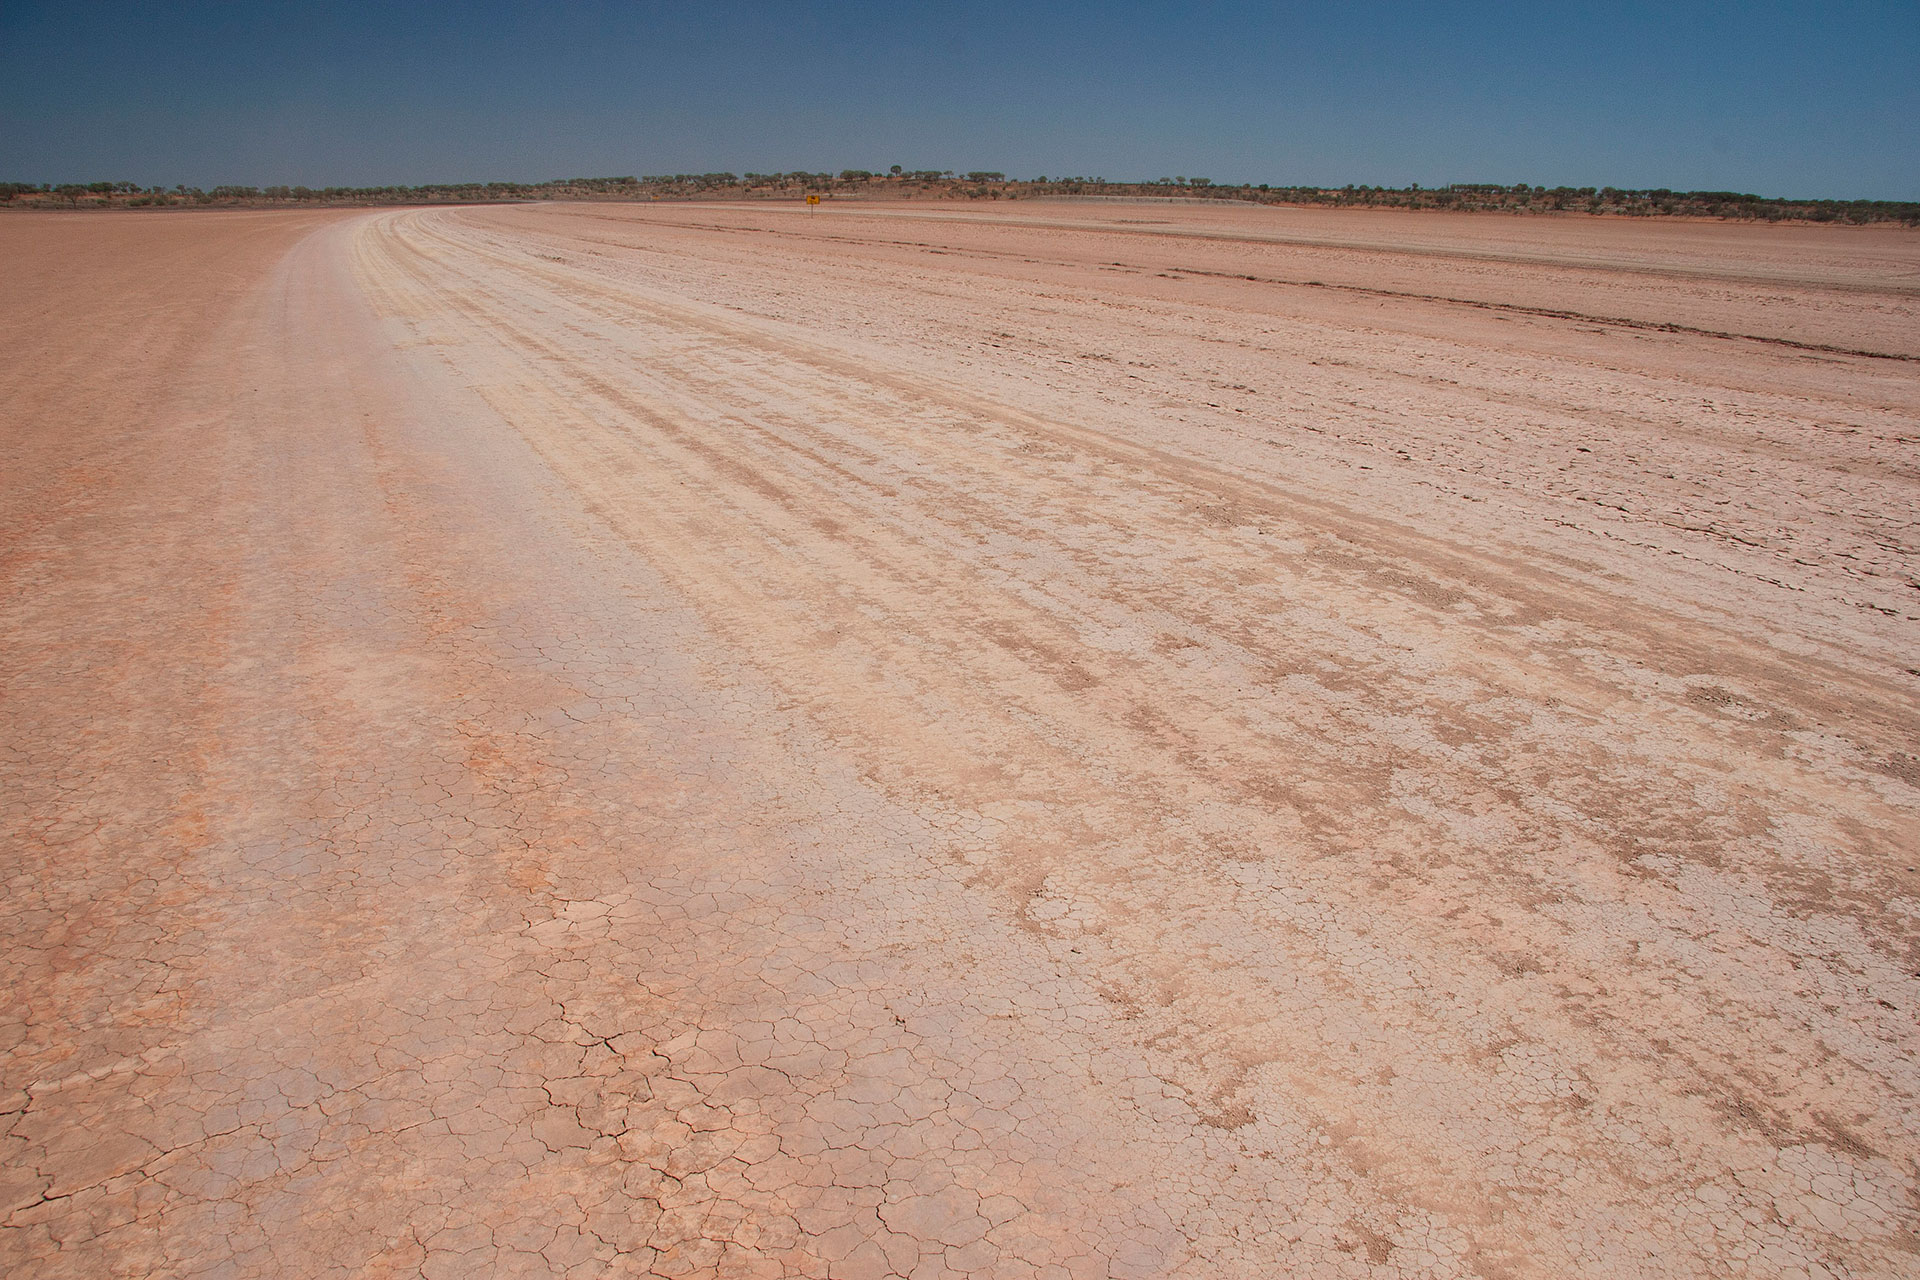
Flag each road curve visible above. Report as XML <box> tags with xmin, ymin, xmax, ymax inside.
<box><xmin>3</xmin><ymin>203</ymin><xmax>1917</xmax><ymax>1279</ymax></box>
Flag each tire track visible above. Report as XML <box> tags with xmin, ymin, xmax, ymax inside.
<box><xmin>348</xmin><ymin>208</ymin><xmax>1920</xmax><ymax>1278</ymax></box>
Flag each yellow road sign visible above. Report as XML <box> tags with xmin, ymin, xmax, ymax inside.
<box><xmin>806</xmin><ymin>194</ymin><xmax>820</xmax><ymax>209</ymax></box>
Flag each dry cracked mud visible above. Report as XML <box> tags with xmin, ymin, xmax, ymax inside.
<box><xmin>2</xmin><ymin>201</ymin><xmax>1917</xmax><ymax>1278</ymax></box>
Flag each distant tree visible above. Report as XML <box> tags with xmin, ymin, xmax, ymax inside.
<box><xmin>889</xmin><ymin>164</ymin><xmax>902</xmax><ymax>175</ymax></box>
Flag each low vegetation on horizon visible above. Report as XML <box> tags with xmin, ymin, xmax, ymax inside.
<box><xmin>4</xmin><ymin>171</ymin><xmax>1915</xmax><ymax>224</ymax></box>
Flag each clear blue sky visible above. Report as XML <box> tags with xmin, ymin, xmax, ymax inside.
<box><xmin>3</xmin><ymin>1</ymin><xmax>1915</xmax><ymax>199</ymax></box>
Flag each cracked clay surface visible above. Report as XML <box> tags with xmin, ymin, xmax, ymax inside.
<box><xmin>2</xmin><ymin>202</ymin><xmax>1917</xmax><ymax>1277</ymax></box>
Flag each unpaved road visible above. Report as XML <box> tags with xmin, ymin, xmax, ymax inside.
<box><xmin>3</xmin><ymin>201</ymin><xmax>1917</xmax><ymax>1279</ymax></box>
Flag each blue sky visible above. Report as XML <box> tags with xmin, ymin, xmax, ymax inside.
<box><xmin>3</xmin><ymin>2</ymin><xmax>1914</xmax><ymax>198</ymax></box>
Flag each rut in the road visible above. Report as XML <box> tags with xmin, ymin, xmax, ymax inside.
<box><xmin>350</xmin><ymin>207</ymin><xmax>1920</xmax><ymax>1278</ymax></box>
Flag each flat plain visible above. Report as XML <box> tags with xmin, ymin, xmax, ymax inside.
<box><xmin>2</xmin><ymin>199</ymin><xmax>1917</xmax><ymax>1279</ymax></box>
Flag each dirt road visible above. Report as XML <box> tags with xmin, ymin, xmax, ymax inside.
<box><xmin>3</xmin><ymin>201</ymin><xmax>1917</xmax><ymax>1278</ymax></box>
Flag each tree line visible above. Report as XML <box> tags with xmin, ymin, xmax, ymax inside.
<box><xmin>3</xmin><ymin>174</ymin><xmax>1913</xmax><ymax>225</ymax></box>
